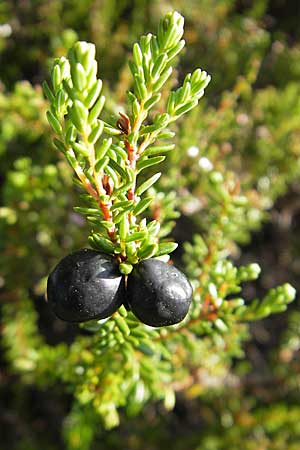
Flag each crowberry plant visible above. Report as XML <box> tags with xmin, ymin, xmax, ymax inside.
<box><xmin>44</xmin><ymin>11</ymin><xmax>210</xmax><ymax>325</ymax></box>
<box><xmin>1</xmin><ymin>6</ymin><xmax>297</xmax><ymax>447</ymax></box>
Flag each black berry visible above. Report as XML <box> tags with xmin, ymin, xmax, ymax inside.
<box><xmin>127</xmin><ymin>258</ymin><xmax>192</xmax><ymax>327</ymax></box>
<box><xmin>47</xmin><ymin>249</ymin><xmax>125</xmax><ymax>322</ymax></box>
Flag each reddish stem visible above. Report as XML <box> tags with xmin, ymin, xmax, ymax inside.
<box><xmin>76</xmin><ymin>170</ymin><xmax>115</xmax><ymax>240</ymax></box>
<box><xmin>128</xmin><ymin>188</ymin><xmax>134</xmax><ymax>201</ymax></box>
<box><xmin>125</xmin><ymin>140</ymin><xmax>137</xmax><ymax>202</ymax></box>
<box><xmin>125</xmin><ymin>140</ymin><xmax>136</xmax><ymax>166</ymax></box>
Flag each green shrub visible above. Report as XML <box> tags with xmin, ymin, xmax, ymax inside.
<box><xmin>1</xmin><ymin>2</ymin><xmax>300</xmax><ymax>449</ymax></box>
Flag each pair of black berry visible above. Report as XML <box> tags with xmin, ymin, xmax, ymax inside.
<box><xmin>47</xmin><ymin>249</ymin><xmax>192</xmax><ymax>327</ymax></box>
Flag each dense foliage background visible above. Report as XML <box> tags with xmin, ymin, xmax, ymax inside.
<box><xmin>1</xmin><ymin>1</ymin><xmax>300</xmax><ymax>449</ymax></box>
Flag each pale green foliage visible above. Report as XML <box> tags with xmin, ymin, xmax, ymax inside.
<box><xmin>0</xmin><ymin>4</ymin><xmax>299</xmax><ymax>449</ymax></box>
<box><xmin>44</xmin><ymin>11</ymin><xmax>211</xmax><ymax>273</ymax></box>
<box><xmin>2</xmin><ymin>10</ymin><xmax>295</xmax><ymax>436</ymax></box>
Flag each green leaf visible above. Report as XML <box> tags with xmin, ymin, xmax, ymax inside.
<box><xmin>152</xmin><ymin>67</ymin><xmax>173</xmax><ymax>92</ymax></box>
<box><xmin>137</xmin><ymin>155</ymin><xmax>166</xmax><ymax>172</ymax></box>
<box><xmin>174</xmin><ymin>98</ymin><xmax>198</xmax><ymax>117</ymax></box>
<box><xmin>113</xmin><ymin>211</ymin><xmax>128</xmax><ymax>225</ymax></box>
<box><xmin>191</xmin><ymin>74</ymin><xmax>211</xmax><ymax>95</ymax></box>
<box><xmin>103</xmin><ymin>123</ymin><xmax>122</xmax><ymax>136</ymax></box>
<box><xmin>88</xmin><ymin>95</ymin><xmax>105</xmax><ymax>124</ymax></box>
<box><xmin>55</xmin><ymin>89</ymin><xmax>67</xmax><ymax>114</ymax></box>
<box><xmin>134</xmin><ymin>74</ymin><xmax>147</xmax><ymax>101</ymax></box>
<box><xmin>158</xmin><ymin>12</ymin><xmax>184</xmax><ymax>50</ymax></box>
<box><xmin>150</xmin><ymin>35</ymin><xmax>159</xmax><ymax>58</ymax></box>
<box><xmin>110</xmin><ymin>200</ymin><xmax>134</xmax><ymax>211</ymax></box>
<box><xmin>111</xmin><ymin>144</ymin><xmax>127</xmax><ymax>161</ymax></box>
<box><xmin>62</xmin><ymin>79</ymin><xmax>77</xmax><ymax>101</ymax></box>
<box><xmin>143</xmin><ymin>59</ymin><xmax>151</xmax><ymax>85</ymax></box>
<box><xmin>86</xmin><ymin>216</ymin><xmax>101</xmax><ymax>224</ymax></box>
<box><xmin>99</xmin><ymin>220</ymin><xmax>115</xmax><ymax>229</ymax></box>
<box><xmin>125</xmin><ymin>231</ymin><xmax>148</xmax><ymax>243</ymax></box>
<box><xmin>215</xmin><ymin>318</ymin><xmax>229</xmax><ymax>333</ymax></box>
<box><xmin>95</xmin><ymin>156</ymin><xmax>109</xmax><ymax>173</ymax></box>
<box><xmin>86</xmin><ymin>60</ymin><xmax>98</xmax><ymax>88</ymax></box>
<box><xmin>140</xmin><ymin>33</ymin><xmax>152</xmax><ymax>55</ymax></box>
<box><xmin>154</xmin><ymin>112</ymin><xmax>170</xmax><ymax>128</ymax></box>
<box><xmin>144</xmin><ymin>93</ymin><xmax>161</xmax><ymax>110</ymax></box>
<box><xmin>65</xmin><ymin>149</ymin><xmax>78</xmax><ymax>168</ymax></box>
<box><xmin>118</xmin><ymin>305</ymin><xmax>128</xmax><ymax>318</ymax></box>
<box><xmin>147</xmin><ymin>220</ymin><xmax>160</xmax><ymax>236</ymax></box>
<box><xmin>151</xmin><ymin>53</ymin><xmax>168</xmax><ymax>79</ymax></box>
<box><xmin>157</xmin><ymin>242</ymin><xmax>178</xmax><ymax>256</ymax></box>
<box><xmin>136</xmin><ymin>172</ymin><xmax>161</xmax><ymax>196</ymax></box>
<box><xmin>95</xmin><ymin>137</ymin><xmax>112</xmax><ymax>160</ymax></box>
<box><xmin>119</xmin><ymin>214</ymin><xmax>129</xmax><ymax>240</ymax></box>
<box><xmin>113</xmin><ymin>180</ymin><xmax>133</xmax><ymax>196</ymax></box>
<box><xmin>139</xmin><ymin>124</ymin><xmax>157</xmax><ymax>135</ymax></box>
<box><xmin>69</xmin><ymin>100</ymin><xmax>88</xmax><ymax>132</ymax></box>
<box><xmin>125</xmin><ymin>241</ymin><xmax>137</xmax><ymax>258</ymax></box>
<box><xmin>42</xmin><ymin>80</ymin><xmax>55</xmax><ymax>103</ymax></box>
<box><xmin>167</xmin><ymin>39</ymin><xmax>185</xmax><ymax>60</ymax></box>
<box><xmin>84</xmin><ymin>79</ymin><xmax>103</xmax><ymax>109</ymax></box>
<box><xmin>133</xmin><ymin>197</ymin><xmax>154</xmax><ymax>216</ymax></box>
<box><xmin>105</xmin><ymin>165</ymin><xmax>119</xmax><ymax>186</ymax></box>
<box><xmin>73</xmin><ymin>207</ymin><xmax>101</xmax><ymax>215</ymax></box>
<box><xmin>89</xmin><ymin>234</ymin><xmax>115</xmax><ymax>253</ymax></box>
<box><xmin>137</xmin><ymin>342</ymin><xmax>155</xmax><ymax>356</ymax></box>
<box><xmin>65</xmin><ymin>125</ymin><xmax>77</xmax><ymax>144</ymax></box>
<box><xmin>60</xmin><ymin>57</ymin><xmax>71</xmax><ymax>78</ymax></box>
<box><xmin>53</xmin><ymin>89</ymin><xmax>67</xmax><ymax>115</ymax></box>
<box><xmin>72</xmin><ymin>142</ymin><xmax>90</xmax><ymax>158</ymax></box>
<box><xmin>138</xmin><ymin>243</ymin><xmax>158</xmax><ymax>260</ymax></box>
<box><xmin>177</xmin><ymin>80</ymin><xmax>191</xmax><ymax>104</ymax></box>
<box><xmin>132</xmin><ymin>97</ymin><xmax>140</xmax><ymax>117</ymax></box>
<box><xmin>72</xmin><ymin>62</ymin><xmax>86</xmax><ymax>91</ymax></box>
<box><xmin>133</xmin><ymin>43</ymin><xmax>143</xmax><ymax>66</ymax></box>
<box><xmin>46</xmin><ymin>111</ymin><xmax>62</xmax><ymax>135</ymax></box>
<box><xmin>114</xmin><ymin>316</ymin><xmax>131</xmax><ymax>335</ymax></box>
<box><xmin>53</xmin><ymin>138</ymin><xmax>66</xmax><ymax>153</ymax></box>
<box><xmin>156</xmin><ymin>129</ymin><xmax>175</xmax><ymax>139</ymax></box>
<box><xmin>190</xmin><ymin>68</ymin><xmax>202</xmax><ymax>84</ymax></box>
<box><xmin>76</xmin><ymin>42</ymin><xmax>95</xmax><ymax>72</ymax></box>
<box><xmin>109</xmin><ymin>159</ymin><xmax>130</xmax><ymax>182</ymax></box>
<box><xmin>88</xmin><ymin>120</ymin><xmax>104</xmax><ymax>144</ymax></box>
<box><xmin>167</xmin><ymin>91</ymin><xmax>176</xmax><ymax>115</ymax></box>
<box><xmin>51</xmin><ymin>64</ymin><xmax>61</xmax><ymax>93</ymax></box>
<box><xmin>129</xmin><ymin>60</ymin><xmax>138</xmax><ymax>77</ymax></box>
<box><xmin>143</xmin><ymin>144</ymin><xmax>175</xmax><ymax>157</ymax></box>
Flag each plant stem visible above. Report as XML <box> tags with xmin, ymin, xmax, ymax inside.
<box><xmin>77</xmin><ymin>131</ymin><xmax>116</xmax><ymax>239</ymax></box>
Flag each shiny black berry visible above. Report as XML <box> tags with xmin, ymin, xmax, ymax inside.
<box><xmin>47</xmin><ymin>249</ymin><xmax>125</xmax><ymax>322</ymax></box>
<box><xmin>127</xmin><ymin>258</ymin><xmax>193</xmax><ymax>327</ymax></box>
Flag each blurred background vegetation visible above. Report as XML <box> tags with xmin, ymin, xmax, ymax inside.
<box><xmin>1</xmin><ymin>0</ymin><xmax>300</xmax><ymax>449</ymax></box>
